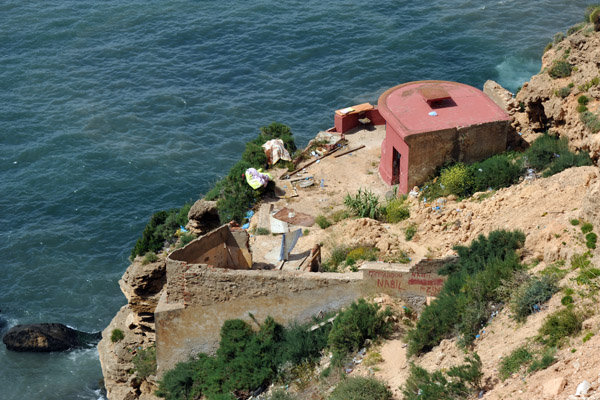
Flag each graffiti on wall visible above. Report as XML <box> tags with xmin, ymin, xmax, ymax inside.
<box><xmin>365</xmin><ymin>269</ymin><xmax>444</xmax><ymax>297</ymax></box>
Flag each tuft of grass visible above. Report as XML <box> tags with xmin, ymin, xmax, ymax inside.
<box><xmin>580</xmin><ymin>111</ymin><xmax>600</xmax><ymax>133</ymax></box>
<box><xmin>571</xmin><ymin>252</ymin><xmax>591</xmax><ymax>270</ymax></box>
<box><xmin>581</xmin><ymin>222</ymin><xmax>594</xmax><ymax>234</ymax></box>
<box><xmin>110</xmin><ymin>329</ymin><xmax>124</xmax><ymax>343</ymax></box>
<box><xmin>315</xmin><ymin>215</ymin><xmax>332</xmax><ymax>229</ymax></box>
<box><xmin>405</xmin><ymin>223</ymin><xmax>417</xmax><ymax>241</ymax></box>
<box><xmin>571</xmin><ymin>219</ymin><xmax>580</xmax><ymax>226</ymax></box>
<box><xmin>330</xmin><ymin>377</ymin><xmax>392</xmax><ymax>400</ymax></box>
<box><xmin>331</xmin><ymin>209</ymin><xmax>350</xmax><ymax>223</ymax></box>
<box><xmin>561</xmin><ymin>295</ymin><xmax>574</xmax><ymax>305</ymax></box>
<box><xmin>254</xmin><ymin>227</ymin><xmax>270</xmax><ymax>235</ymax></box>
<box><xmin>499</xmin><ymin>346</ymin><xmax>533</xmax><ymax>380</ymax></box>
<box><xmin>142</xmin><ymin>251</ymin><xmax>159</xmax><ymax>265</ymax></box>
<box><xmin>527</xmin><ymin>347</ymin><xmax>557</xmax><ymax>373</ymax></box>
<box><xmin>384</xmin><ymin>198</ymin><xmax>410</xmax><ymax>223</ymax></box>
<box><xmin>538</xmin><ymin>308</ymin><xmax>582</xmax><ymax>347</ymax></box>
<box><xmin>583</xmin><ymin>331</ymin><xmax>595</xmax><ymax>343</ymax></box>
<box><xmin>555</xmin><ymin>86</ymin><xmax>572</xmax><ymax>98</ymax></box>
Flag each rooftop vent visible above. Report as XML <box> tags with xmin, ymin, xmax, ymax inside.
<box><xmin>418</xmin><ymin>85</ymin><xmax>455</xmax><ymax>109</ymax></box>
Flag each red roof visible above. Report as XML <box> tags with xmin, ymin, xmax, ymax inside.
<box><xmin>378</xmin><ymin>80</ymin><xmax>511</xmax><ymax>140</ymax></box>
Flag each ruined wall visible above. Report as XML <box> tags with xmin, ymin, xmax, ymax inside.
<box><xmin>155</xmin><ymin>269</ymin><xmax>365</xmax><ymax>375</ymax></box>
<box><xmin>457</xmin><ymin>121</ymin><xmax>509</xmax><ymax>163</ymax></box>
<box><xmin>361</xmin><ymin>257</ymin><xmax>454</xmax><ymax>298</ymax></box>
<box><xmin>405</xmin><ymin>128</ymin><xmax>457</xmax><ymax>191</ymax></box>
<box><xmin>166</xmin><ymin>225</ymin><xmax>252</xmax><ymax>303</ymax></box>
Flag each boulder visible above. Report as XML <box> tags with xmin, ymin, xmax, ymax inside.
<box><xmin>542</xmin><ymin>377</ymin><xmax>567</xmax><ymax>398</ymax></box>
<box><xmin>3</xmin><ymin>323</ymin><xmax>101</xmax><ymax>352</ymax></box>
<box><xmin>186</xmin><ymin>199</ymin><xmax>220</xmax><ymax>234</ymax></box>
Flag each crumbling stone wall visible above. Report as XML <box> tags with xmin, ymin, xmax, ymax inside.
<box><xmin>155</xmin><ymin>270</ymin><xmax>365</xmax><ymax>375</ymax></box>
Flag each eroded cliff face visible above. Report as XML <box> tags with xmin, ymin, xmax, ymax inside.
<box><xmin>98</xmin><ymin>258</ymin><xmax>166</xmax><ymax>400</ymax></box>
<box><xmin>509</xmin><ymin>27</ymin><xmax>600</xmax><ymax>159</ymax></box>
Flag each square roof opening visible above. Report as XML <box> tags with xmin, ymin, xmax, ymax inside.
<box><xmin>418</xmin><ymin>85</ymin><xmax>452</xmax><ymax>108</ymax></box>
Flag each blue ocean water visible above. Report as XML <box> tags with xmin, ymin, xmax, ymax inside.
<box><xmin>0</xmin><ymin>1</ymin><xmax>590</xmax><ymax>398</ymax></box>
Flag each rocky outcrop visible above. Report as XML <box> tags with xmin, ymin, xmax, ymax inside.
<box><xmin>511</xmin><ymin>26</ymin><xmax>600</xmax><ymax>160</ymax></box>
<box><xmin>98</xmin><ymin>257</ymin><xmax>167</xmax><ymax>400</ymax></box>
<box><xmin>185</xmin><ymin>199</ymin><xmax>219</xmax><ymax>235</ymax></box>
<box><xmin>3</xmin><ymin>323</ymin><xmax>100</xmax><ymax>352</ymax></box>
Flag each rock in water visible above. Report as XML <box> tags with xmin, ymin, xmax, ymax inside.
<box><xmin>2</xmin><ymin>323</ymin><xmax>101</xmax><ymax>352</ymax></box>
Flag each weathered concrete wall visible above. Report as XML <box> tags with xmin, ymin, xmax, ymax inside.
<box><xmin>457</xmin><ymin>121</ymin><xmax>509</xmax><ymax>163</ymax></box>
<box><xmin>361</xmin><ymin>257</ymin><xmax>454</xmax><ymax>297</ymax></box>
<box><xmin>166</xmin><ymin>225</ymin><xmax>252</xmax><ymax>303</ymax></box>
<box><xmin>405</xmin><ymin>128</ymin><xmax>457</xmax><ymax>191</ymax></box>
<box><xmin>155</xmin><ymin>269</ymin><xmax>365</xmax><ymax>375</ymax></box>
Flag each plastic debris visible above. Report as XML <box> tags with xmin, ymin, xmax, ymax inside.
<box><xmin>262</xmin><ymin>139</ymin><xmax>291</xmax><ymax>166</ymax></box>
<box><xmin>428</xmin><ymin>111</ymin><xmax>438</xmax><ymax>116</ymax></box>
<box><xmin>179</xmin><ymin>225</ymin><xmax>188</xmax><ymax>233</ymax></box>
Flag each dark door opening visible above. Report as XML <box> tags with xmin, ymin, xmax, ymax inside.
<box><xmin>392</xmin><ymin>148</ymin><xmax>401</xmax><ymax>185</ymax></box>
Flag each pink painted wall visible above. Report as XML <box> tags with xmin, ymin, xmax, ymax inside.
<box><xmin>379</xmin><ymin>124</ymin><xmax>410</xmax><ymax>193</ymax></box>
<box><xmin>333</xmin><ymin>108</ymin><xmax>384</xmax><ymax>134</ymax></box>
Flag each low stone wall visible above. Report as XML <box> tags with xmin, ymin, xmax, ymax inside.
<box><xmin>361</xmin><ymin>257</ymin><xmax>454</xmax><ymax>298</ymax></box>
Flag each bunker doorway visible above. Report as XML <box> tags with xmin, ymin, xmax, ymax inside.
<box><xmin>392</xmin><ymin>148</ymin><xmax>401</xmax><ymax>185</ymax></box>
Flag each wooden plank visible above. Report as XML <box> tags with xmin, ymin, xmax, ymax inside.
<box><xmin>333</xmin><ymin>144</ymin><xmax>366</xmax><ymax>158</ymax></box>
<box><xmin>335</xmin><ymin>102</ymin><xmax>374</xmax><ymax>116</ymax></box>
<box><xmin>280</xmin><ymin>146</ymin><xmax>340</xmax><ymax>179</ymax></box>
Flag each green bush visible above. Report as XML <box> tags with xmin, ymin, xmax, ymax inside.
<box><xmin>543</xmin><ymin>42</ymin><xmax>553</xmax><ymax>53</ymax></box>
<box><xmin>133</xmin><ymin>345</ymin><xmax>157</xmax><ymax>380</ymax></box>
<box><xmin>331</xmin><ymin>209</ymin><xmax>350</xmax><ymax>222</ymax></box>
<box><xmin>344</xmin><ymin>188</ymin><xmax>383</xmax><ymax>220</ymax></box>
<box><xmin>577</xmin><ymin>104</ymin><xmax>589</xmax><ymax>113</ymax></box>
<box><xmin>586</xmin><ymin>232</ymin><xmax>597</xmax><ymax>249</ymax></box>
<box><xmin>509</xmin><ymin>275</ymin><xmax>558</xmax><ymax>322</ymax></box>
<box><xmin>439</xmin><ymin>163</ymin><xmax>473</xmax><ymax>198</ymax></box>
<box><xmin>555</xmin><ymin>86</ymin><xmax>572</xmax><ymax>98</ymax></box>
<box><xmin>561</xmin><ymin>295</ymin><xmax>574</xmax><ymax>305</ymax></box>
<box><xmin>580</xmin><ymin>111</ymin><xmax>600</xmax><ymax>133</ymax></box>
<box><xmin>405</xmin><ymin>223</ymin><xmax>417</xmax><ymax>241</ymax></box>
<box><xmin>553</xmin><ymin>32</ymin><xmax>566</xmax><ymax>44</ymax></box>
<box><xmin>471</xmin><ymin>154</ymin><xmax>522</xmax><ymax>192</ymax></box>
<box><xmin>110</xmin><ymin>329</ymin><xmax>124</xmax><ymax>343</ymax></box>
<box><xmin>177</xmin><ymin>233</ymin><xmax>196</xmax><ymax>248</ymax></box>
<box><xmin>571</xmin><ymin>219</ymin><xmax>580</xmax><ymax>225</ymax></box>
<box><xmin>328</xmin><ymin>299</ymin><xmax>393</xmax><ymax>362</ymax></box>
<box><xmin>315</xmin><ymin>215</ymin><xmax>332</xmax><ymax>229</ymax></box>
<box><xmin>130</xmin><ymin>204</ymin><xmax>191</xmax><ymax>259</ymax></box>
<box><xmin>254</xmin><ymin>227</ymin><xmax>270</xmax><ymax>235</ymax></box>
<box><xmin>571</xmin><ymin>252</ymin><xmax>591</xmax><ymax>270</ymax></box>
<box><xmin>528</xmin><ymin>347</ymin><xmax>557</xmax><ymax>373</ymax></box>
<box><xmin>407</xmin><ymin>230</ymin><xmax>525</xmax><ymax>356</ymax></box>
<box><xmin>499</xmin><ymin>346</ymin><xmax>533</xmax><ymax>380</ymax></box>
<box><xmin>384</xmin><ymin>198</ymin><xmax>410</xmax><ymax>223</ymax></box>
<box><xmin>538</xmin><ymin>308</ymin><xmax>582</xmax><ymax>347</ymax></box>
<box><xmin>578</xmin><ymin>95</ymin><xmax>590</xmax><ymax>106</ymax></box>
<box><xmin>345</xmin><ymin>246</ymin><xmax>379</xmax><ymax>266</ymax></box>
<box><xmin>524</xmin><ymin>134</ymin><xmax>591</xmax><ymax>176</ymax></box>
<box><xmin>581</xmin><ymin>222</ymin><xmax>594</xmax><ymax>234</ymax></box>
<box><xmin>548</xmin><ymin>60</ymin><xmax>572</xmax><ymax>78</ymax></box>
<box><xmin>568</xmin><ymin>22</ymin><xmax>586</xmax><ymax>35</ymax></box>
<box><xmin>402</xmin><ymin>354</ymin><xmax>482</xmax><ymax>400</ymax></box>
<box><xmin>142</xmin><ymin>251</ymin><xmax>159</xmax><ymax>265</ymax></box>
<box><xmin>329</xmin><ymin>377</ymin><xmax>392</xmax><ymax>400</ymax></box>
<box><xmin>268</xmin><ymin>389</ymin><xmax>297</xmax><ymax>400</ymax></box>
<box><xmin>585</xmin><ymin>5</ymin><xmax>600</xmax><ymax>22</ymax></box>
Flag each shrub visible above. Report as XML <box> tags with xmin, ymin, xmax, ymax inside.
<box><xmin>315</xmin><ymin>215</ymin><xmax>332</xmax><ymax>229</ymax></box>
<box><xmin>524</xmin><ymin>134</ymin><xmax>591</xmax><ymax>176</ymax></box>
<box><xmin>585</xmin><ymin>5</ymin><xmax>600</xmax><ymax>22</ymax></box>
<box><xmin>331</xmin><ymin>209</ymin><xmax>350</xmax><ymax>222</ymax></box>
<box><xmin>579</xmin><ymin>77</ymin><xmax>600</xmax><ymax>91</ymax></box>
<box><xmin>580</xmin><ymin>111</ymin><xmax>600</xmax><ymax>133</ymax></box>
<box><xmin>571</xmin><ymin>252</ymin><xmax>591</xmax><ymax>270</ymax></box>
<box><xmin>402</xmin><ymin>354</ymin><xmax>482</xmax><ymax>400</ymax></box>
<box><xmin>345</xmin><ymin>246</ymin><xmax>379</xmax><ymax>266</ymax></box>
<box><xmin>561</xmin><ymin>295</ymin><xmax>574</xmax><ymax>305</ymax></box>
<box><xmin>384</xmin><ymin>198</ymin><xmax>410</xmax><ymax>223</ymax></box>
<box><xmin>405</xmin><ymin>223</ymin><xmax>417</xmax><ymax>241</ymax></box>
<box><xmin>471</xmin><ymin>154</ymin><xmax>522</xmax><ymax>192</ymax></box>
<box><xmin>110</xmin><ymin>329</ymin><xmax>124</xmax><ymax>343</ymax></box>
<box><xmin>528</xmin><ymin>347</ymin><xmax>557</xmax><ymax>373</ymax></box>
<box><xmin>407</xmin><ymin>230</ymin><xmax>525</xmax><ymax>356</ymax></box>
<box><xmin>329</xmin><ymin>377</ymin><xmax>392</xmax><ymax>400</ymax></box>
<box><xmin>571</xmin><ymin>219</ymin><xmax>580</xmax><ymax>226</ymax></box>
<box><xmin>581</xmin><ymin>222</ymin><xmax>594</xmax><ymax>234</ymax></box>
<box><xmin>142</xmin><ymin>251</ymin><xmax>159</xmax><ymax>265</ymax></box>
<box><xmin>268</xmin><ymin>389</ymin><xmax>297</xmax><ymax>400</ymax></box>
<box><xmin>586</xmin><ymin>232</ymin><xmax>597</xmax><ymax>249</ymax></box>
<box><xmin>133</xmin><ymin>345</ymin><xmax>157</xmax><ymax>380</ymax></box>
<box><xmin>543</xmin><ymin>42</ymin><xmax>553</xmax><ymax>53</ymax></box>
<box><xmin>549</xmin><ymin>60</ymin><xmax>572</xmax><ymax>78</ymax></box>
<box><xmin>509</xmin><ymin>275</ymin><xmax>558</xmax><ymax>322</ymax></box>
<box><xmin>328</xmin><ymin>299</ymin><xmax>393</xmax><ymax>362</ymax></box>
<box><xmin>577</xmin><ymin>104</ymin><xmax>588</xmax><ymax>113</ymax></box>
<box><xmin>130</xmin><ymin>204</ymin><xmax>191</xmax><ymax>259</ymax></box>
<box><xmin>177</xmin><ymin>233</ymin><xmax>196</xmax><ymax>248</ymax></box>
<box><xmin>568</xmin><ymin>22</ymin><xmax>586</xmax><ymax>35</ymax></box>
<box><xmin>555</xmin><ymin>86</ymin><xmax>571</xmax><ymax>98</ymax></box>
<box><xmin>254</xmin><ymin>227</ymin><xmax>270</xmax><ymax>235</ymax></box>
<box><xmin>439</xmin><ymin>163</ymin><xmax>473</xmax><ymax>198</ymax></box>
<box><xmin>344</xmin><ymin>188</ymin><xmax>383</xmax><ymax>220</ymax></box>
<box><xmin>578</xmin><ymin>95</ymin><xmax>590</xmax><ymax>106</ymax></box>
<box><xmin>538</xmin><ymin>308</ymin><xmax>582</xmax><ymax>347</ymax></box>
<box><xmin>575</xmin><ymin>267</ymin><xmax>600</xmax><ymax>286</ymax></box>
<box><xmin>499</xmin><ymin>346</ymin><xmax>533</xmax><ymax>380</ymax></box>
<box><xmin>553</xmin><ymin>32</ymin><xmax>566</xmax><ymax>44</ymax></box>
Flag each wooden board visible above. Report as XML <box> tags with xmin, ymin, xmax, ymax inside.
<box><xmin>335</xmin><ymin>102</ymin><xmax>374</xmax><ymax>116</ymax></box>
<box><xmin>273</xmin><ymin>207</ymin><xmax>315</xmax><ymax>227</ymax></box>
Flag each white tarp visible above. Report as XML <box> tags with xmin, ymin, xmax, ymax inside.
<box><xmin>262</xmin><ymin>139</ymin><xmax>291</xmax><ymax>166</ymax></box>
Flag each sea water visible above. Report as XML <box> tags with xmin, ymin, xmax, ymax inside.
<box><xmin>0</xmin><ymin>1</ymin><xmax>590</xmax><ymax>398</ymax></box>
